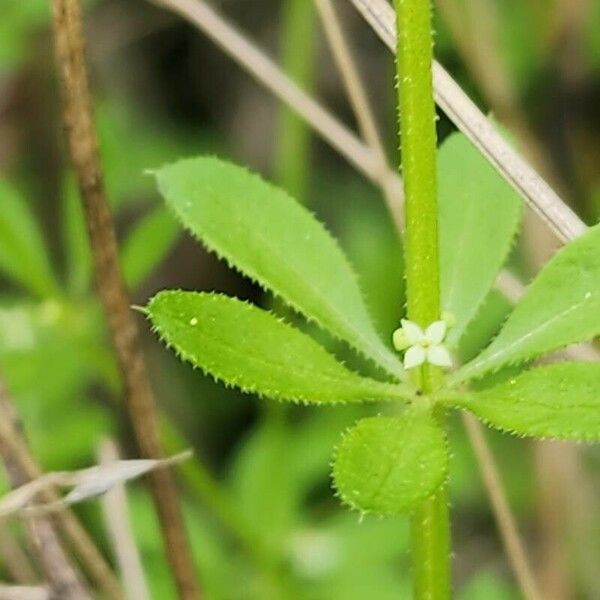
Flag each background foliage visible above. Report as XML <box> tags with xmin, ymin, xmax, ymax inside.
<box><xmin>0</xmin><ymin>0</ymin><xmax>599</xmax><ymax>598</ymax></box>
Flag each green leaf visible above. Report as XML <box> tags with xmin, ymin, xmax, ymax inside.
<box><xmin>61</xmin><ymin>176</ymin><xmax>92</xmax><ymax>296</ymax></box>
<box><xmin>335</xmin><ymin>194</ymin><xmax>405</xmax><ymax>339</ymax></box>
<box><xmin>446</xmin><ymin>363</ymin><xmax>600</xmax><ymax>441</ymax></box>
<box><xmin>121</xmin><ymin>206</ymin><xmax>179</xmax><ymax>288</ymax></box>
<box><xmin>439</xmin><ymin>133</ymin><xmax>521</xmax><ymax>345</ymax></box>
<box><xmin>452</xmin><ymin>223</ymin><xmax>600</xmax><ymax>383</ymax></box>
<box><xmin>0</xmin><ymin>1</ymin><xmax>49</xmax><ymax>69</ymax></box>
<box><xmin>332</xmin><ymin>413</ymin><xmax>447</xmax><ymax>514</ymax></box>
<box><xmin>154</xmin><ymin>157</ymin><xmax>404</xmax><ymax>380</ymax></box>
<box><xmin>146</xmin><ymin>291</ymin><xmax>411</xmax><ymax>405</ymax></box>
<box><xmin>0</xmin><ymin>178</ymin><xmax>59</xmax><ymax>298</ymax></box>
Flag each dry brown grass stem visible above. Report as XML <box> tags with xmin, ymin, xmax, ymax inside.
<box><xmin>462</xmin><ymin>413</ymin><xmax>543</xmax><ymax>600</ymax></box>
<box><xmin>0</xmin><ymin>585</ymin><xmax>50</xmax><ymax>600</ymax></box>
<box><xmin>0</xmin><ymin>526</ymin><xmax>37</xmax><ymax>584</ymax></box>
<box><xmin>0</xmin><ymin>379</ymin><xmax>124</xmax><ymax>598</ymax></box>
<box><xmin>347</xmin><ymin>0</ymin><xmax>586</xmax><ymax>244</ymax></box>
<box><xmin>148</xmin><ymin>0</ymin><xmax>391</xmax><ymax>201</ymax></box>
<box><xmin>313</xmin><ymin>0</ymin><xmax>403</xmax><ymax>231</ymax></box>
<box><xmin>434</xmin><ymin>0</ymin><xmax>559</xmax><ymax>190</ymax></box>
<box><xmin>0</xmin><ymin>384</ymin><xmax>92</xmax><ymax>600</ymax></box>
<box><xmin>98</xmin><ymin>440</ymin><xmax>151</xmax><ymax>600</ymax></box>
<box><xmin>50</xmin><ymin>1</ymin><xmax>199</xmax><ymax>598</ymax></box>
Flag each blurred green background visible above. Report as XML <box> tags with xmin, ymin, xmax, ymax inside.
<box><xmin>0</xmin><ymin>0</ymin><xmax>598</xmax><ymax>598</ymax></box>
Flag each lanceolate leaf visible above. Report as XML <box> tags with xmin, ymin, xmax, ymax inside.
<box><xmin>451</xmin><ymin>223</ymin><xmax>600</xmax><ymax>383</ymax></box>
<box><xmin>445</xmin><ymin>363</ymin><xmax>600</xmax><ymax>441</ymax></box>
<box><xmin>0</xmin><ymin>178</ymin><xmax>59</xmax><ymax>298</ymax></box>
<box><xmin>332</xmin><ymin>413</ymin><xmax>447</xmax><ymax>515</ymax></box>
<box><xmin>121</xmin><ymin>206</ymin><xmax>179</xmax><ymax>288</ymax></box>
<box><xmin>438</xmin><ymin>133</ymin><xmax>521</xmax><ymax>345</ymax></box>
<box><xmin>154</xmin><ymin>157</ymin><xmax>404</xmax><ymax>380</ymax></box>
<box><xmin>146</xmin><ymin>291</ymin><xmax>411</xmax><ymax>405</ymax></box>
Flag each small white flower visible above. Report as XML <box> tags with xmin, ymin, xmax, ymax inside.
<box><xmin>392</xmin><ymin>319</ymin><xmax>452</xmax><ymax>370</ymax></box>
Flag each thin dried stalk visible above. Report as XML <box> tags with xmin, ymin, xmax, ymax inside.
<box><xmin>0</xmin><ymin>586</ymin><xmax>50</xmax><ymax>600</ymax></box>
<box><xmin>462</xmin><ymin>414</ymin><xmax>542</xmax><ymax>600</ymax></box>
<box><xmin>347</xmin><ymin>0</ymin><xmax>586</xmax><ymax>244</ymax></box>
<box><xmin>0</xmin><ymin>386</ymin><xmax>91</xmax><ymax>600</ymax></box>
<box><xmin>50</xmin><ymin>1</ymin><xmax>199</xmax><ymax>598</ymax></box>
<box><xmin>0</xmin><ymin>454</ymin><xmax>192</xmax><ymax>519</ymax></box>
<box><xmin>98</xmin><ymin>440</ymin><xmax>151</xmax><ymax>600</ymax></box>
<box><xmin>434</xmin><ymin>0</ymin><xmax>556</xmax><ymax>184</ymax></box>
<box><xmin>148</xmin><ymin>0</ymin><xmax>382</xmax><ymax>188</ymax></box>
<box><xmin>0</xmin><ymin>526</ymin><xmax>37</xmax><ymax>584</ymax></box>
<box><xmin>313</xmin><ymin>0</ymin><xmax>403</xmax><ymax>231</ymax></box>
<box><xmin>0</xmin><ymin>379</ymin><xmax>123</xmax><ymax>599</ymax></box>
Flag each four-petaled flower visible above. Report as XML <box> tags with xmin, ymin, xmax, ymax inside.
<box><xmin>392</xmin><ymin>319</ymin><xmax>453</xmax><ymax>370</ymax></box>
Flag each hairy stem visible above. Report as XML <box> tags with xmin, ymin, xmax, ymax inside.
<box><xmin>395</xmin><ymin>0</ymin><xmax>440</xmax><ymax>325</ymax></box>
<box><xmin>394</xmin><ymin>0</ymin><xmax>450</xmax><ymax>597</ymax></box>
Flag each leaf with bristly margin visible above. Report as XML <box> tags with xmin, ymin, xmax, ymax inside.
<box><xmin>444</xmin><ymin>363</ymin><xmax>600</xmax><ymax>441</ymax></box>
<box><xmin>154</xmin><ymin>157</ymin><xmax>404</xmax><ymax>380</ymax></box>
<box><xmin>451</xmin><ymin>223</ymin><xmax>600</xmax><ymax>383</ymax></box>
<box><xmin>121</xmin><ymin>206</ymin><xmax>179</xmax><ymax>288</ymax></box>
<box><xmin>0</xmin><ymin>178</ymin><xmax>59</xmax><ymax>298</ymax></box>
<box><xmin>146</xmin><ymin>291</ymin><xmax>411</xmax><ymax>405</ymax></box>
<box><xmin>438</xmin><ymin>133</ymin><xmax>521</xmax><ymax>346</ymax></box>
<box><xmin>332</xmin><ymin>413</ymin><xmax>447</xmax><ymax>514</ymax></box>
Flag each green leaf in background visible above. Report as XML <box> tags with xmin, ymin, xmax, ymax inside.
<box><xmin>446</xmin><ymin>363</ymin><xmax>600</xmax><ymax>441</ymax></box>
<box><xmin>438</xmin><ymin>132</ymin><xmax>521</xmax><ymax>346</ymax></box>
<box><xmin>1</xmin><ymin>1</ymin><xmax>49</xmax><ymax>69</ymax></box>
<box><xmin>121</xmin><ymin>206</ymin><xmax>179</xmax><ymax>289</ymax></box>
<box><xmin>96</xmin><ymin>100</ymin><xmax>215</xmax><ymax>208</ymax></box>
<box><xmin>146</xmin><ymin>291</ymin><xmax>412</xmax><ymax>405</ymax></box>
<box><xmin>230</xmin><ymin>406</ymin><xmax>371</xmax><ymax>558</ymax></box>
<box><xmin>332</xmin><ymin>413</ymin><xmax>447</xmax><ymax>514</ymax></box>
<box><xmin>61</xmin><ymin>176</ymin><xmax>92</xmax><ymax>296</ymax></box>
<box><xmin>0</xmin><ymin>178</ymin><xmax>59</xmax><ymax>298</ymax></box>
<box><xmin>336</xmin><ymin>196</ymin><xmax>405</xmax><ymax>340</ymax></box>
<box><xmin>456</xmin><ymin>289</ymin><xmax>513</xmax><ymax>365</ymax></box>
<box><xmin>309</xmin><ymin>510</ymin><xmax>411</xmax><ymax>600</ymax></box>
<box><xmin>1</xmin><ymin>0</ymin><xmax>97</xmax><ymax>70</ymax></box>
<box><xmin>154</xmin><ymin>157</ymin><xmax>404</xmax><ymax>380</ymax></box>
<box><xmin>452</xmin><ymin>223</ymin><xmax>600</xmax><ymax>383</ymax></box>
<box><xmin>497</xmin><ymin>0</ymin><xmax>544</xmax><ymax>88</ymax></box>
<box><xmin>459</xmin><ymin>571</ymin><xmax>519</xmax><ymax>600</ymax></box>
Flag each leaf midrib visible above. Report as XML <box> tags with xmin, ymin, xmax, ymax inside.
<box><xmin>453</xmin><ymin>293</ymin><xmax>599</xmax><ymax>382</ymax></box>
<box><xmin>164</xmin><ymin>319</ymin><xmax>404</xmax><ymax>401</ymax></box>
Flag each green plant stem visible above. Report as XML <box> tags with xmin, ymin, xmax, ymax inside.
<box><xmin>275</xmin><ymin>0</ymin><xmax>316</xmax><ymax>203</ymax></box>
<box><xmin>411</xmin><ymin>414</ymin><xmax>451</xmax><ymax>600</ymax></box>
<box><xmin>395</xmin><ymin>0</ymin><xmax>440</xmax><ymax>325</ymax></box>
<box><xmin>394</xmin><ymin>0</ymin><xmax>450</xmax><ymax>597</ymax></box>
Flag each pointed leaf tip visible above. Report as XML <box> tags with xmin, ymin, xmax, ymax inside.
<box><xmin>439</xmin><ymin>132</ymin><xmax>522</xmax><ymax>346</ymax></box>
<box><xmin>446</xmin><ymin>363</ymin><xmax>600</xmax><ymax>441</ymax></box>
<box><xmin>453</xmin><ymin>222</ymin><xmax>600</xmax><ymax>383</ymax></box>
<box><xmin>146</xmin><ymin>290</ymin><xmax>413</xmax><ymax>406</ymax></box>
